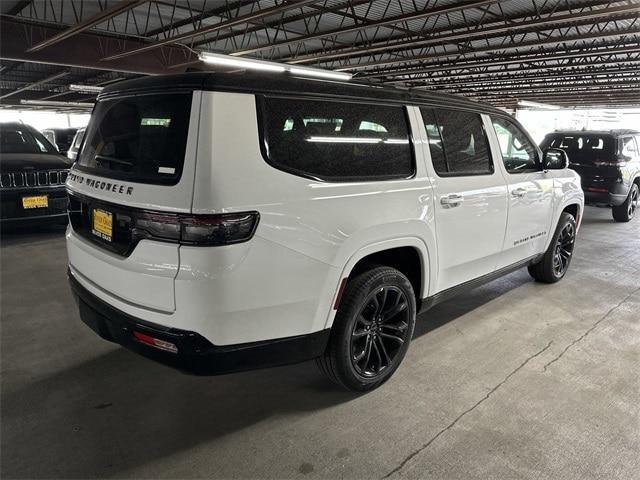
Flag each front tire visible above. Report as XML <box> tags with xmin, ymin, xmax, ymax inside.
<box><xmin>612</xmin><ymin>183</ymin><xmax>639</xmax><ymax>222</ymax></box>
<box><xmin>528</xmin><ymin>212</ymin><xmax>577</xmax><ymax>283</ymax></box>
<box><xmin>317</xmin><ymin>266</ymin><xmax>416</xmax><ymax>392</ymax></box>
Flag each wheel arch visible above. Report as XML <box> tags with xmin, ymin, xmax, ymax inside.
<box><xmin>323</xmin><ymin>237</ymin><xmax>432</xmax><ymax>329</ymax></box>
<box><xmin>562</xmin><ymin>202</ymin><xmax>581</xmax><ymax>224</ymax></box>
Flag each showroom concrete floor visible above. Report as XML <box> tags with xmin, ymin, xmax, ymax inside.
<box><xmin>1</xmin><ymin>205</ymin><xmax>638</xmax><ymax>479</ymax></box>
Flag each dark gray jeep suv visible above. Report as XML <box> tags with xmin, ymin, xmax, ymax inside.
<box><xmin>0</xmin><ymin>122</ymin><xmax>71</xmax><ymax>225</ymax></box>
<box><xmin>540</xmin><ymin>130</ymin><xmax>639</xmax><ymax>222</ymax></box>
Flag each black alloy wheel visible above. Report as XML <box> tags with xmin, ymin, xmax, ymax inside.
<box><xmin>317</xmin><ymin>266</ymin><xmax>416</xmax><ymax>392</ymax></box>
<box><xmin>350</xmin><ymin>286</ymin><xmax>410</xmax><ymax>378</ymax></box>
<box><xmin>613</xmin><ymin>183</ymin><xmax>639</xmax><ymax>222</ymax></box>
<box><xmin>628</xmin><ymin>185</ymin><xmax>638</xmax><ymax>219</ymax></box>
<box><xmin>552</xmin><ymin>222</ymin><xmax>576</xmax><ymax>277</ymax></box>
<box><xmin>528</xmin><ymin>212</ymin><xmax>577</xmax><ymax>283</ymax></box>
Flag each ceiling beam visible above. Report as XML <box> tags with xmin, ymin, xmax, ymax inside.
<box><xmin>283</xmin><ymin>1</ymin><xmax>639</xmax><ymax>65</ymax></box>
<box><xmin>144</xmin><ymin>0</ymin><xmax>250</xmax><ymax>38</ymax></box>
<box><xmin>101</xmin><ymin>0</ymin><xmax>320</xmax><ymax>61</ymax></box>
<box><xmin>230</xmin><ymin>0</ymin><xmax>500</xmax><ymax>56</ymax></box>
<box><xmin>413</xmin><ymin>67</ymin><xmax>640</xmax><ymax>89</ymax></box>
<box><xmin>27</xmin><ymin>0</ymin><xmax>148</xmax><ymax>53</ymax></box>
<box><xmin>445</xmin><ymin>80</ymin><xmax>640</xmax><ymax>96</ymax></box>
<box><xmin>336</xmin><ymin>28</ymin><xmax>640</xmax><ymax>72</ymax></box>
<box><xmin>364</xmin><ymin>45</ymin><xmax>640</xmax><ymax>80</ymax></box>
<box><xmin>190</xmin><ymin>0</ymin><xmax>372</xmax><ymax>49</ymax></box>
<box><xmin>393</xmin><ymin>59</ymin><xmax>640</xmax><ymax>85</ymax></box>
<box><xmin>0</xmin><ymin>70</ymin><xmax>68</xmax><ymax>100</ymax></box>
<box><xmin>0</xmin><ymin>17</ymin><xmax>196</xmax><ymax>75</ymax></box>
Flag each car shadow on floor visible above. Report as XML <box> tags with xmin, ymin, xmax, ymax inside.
<box><xmin>0</xmin><ymin>223</ymin><xmax>67</xmax><ymax>246</ymax></box>
<box><xmin>1</xmin><ymin>269</ymin><xmax>532</xmax><ymax>478</ymax></box>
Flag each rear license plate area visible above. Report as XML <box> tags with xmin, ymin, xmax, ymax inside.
<box><xmin>92</xmin><ymin>208</ymin><xmax>113</xmax><ymax>242</ymax></box>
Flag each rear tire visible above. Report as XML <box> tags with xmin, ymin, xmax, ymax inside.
<box><xmin>317</xmin><ymin>266</ymin><xmax>416</xmax><ymax>392</ymax></box>
<box><xmin>528</xmin><ymin>212</ymin><xmax>577</xmax><ymax>283</ymax></box>
<box><xmin>612</xmin><ymin>183</ymin><xmax>639</xmax><ymax>222</ymax></box>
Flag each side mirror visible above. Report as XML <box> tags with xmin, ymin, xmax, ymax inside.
<box><xmin>542</xmin><ymin>148</ymin><xmax>569</xmax><ymax>170</ymax></box>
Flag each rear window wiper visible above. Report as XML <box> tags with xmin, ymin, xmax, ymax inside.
<box><xmin>94</xmin><ymin>155</ymin><xmax>135</xmax><ymax>167</ymax></box>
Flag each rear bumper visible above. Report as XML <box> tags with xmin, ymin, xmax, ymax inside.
<box><xmin>69</xmin><ymin>269</ymin><xmax>330</xmax><ymax>375</ymax></box>
<box><xmin>584</xmin><ymin>190</ymin><xmax>627</xmax><ymax>207</ymax></box>
<box><xmin>580</xmin><ymin>172</ymin><xmax>630</xmax><ymax>207</ymax></box>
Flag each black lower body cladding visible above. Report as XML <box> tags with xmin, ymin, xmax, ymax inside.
<box><xmin>68</xmin><ymin>270</ymin><xmax>330</xmax><ymax>375</ymax></box>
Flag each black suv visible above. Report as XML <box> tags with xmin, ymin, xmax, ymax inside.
<box><xmin>540</xmin><ymin>130</ymin><xmax>640</xmax><ymax>222</ymax></box>
<box><xmin>0</xmin><ymin>122</ymin><xmax>71</xmax><ymax>225</ymax></box>
<box><xmin>41</xmin><ymin>127</ymin><xmax>78</xmax><ymax>155</ymax></box>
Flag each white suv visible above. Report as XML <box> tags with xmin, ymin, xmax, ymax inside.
<box><xmin>66</xmin><ymin>72</ymin><xmax>584</xmax><ymax>391</ymax></box>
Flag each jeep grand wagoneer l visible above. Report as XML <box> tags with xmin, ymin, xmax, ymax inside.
<box><xmin>66</xmin><ymin>72</ymin><xmax>583</xmax><ymax>391</ymax></box>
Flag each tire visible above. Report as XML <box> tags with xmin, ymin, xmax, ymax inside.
<box><xmin>612</xmin><ymin>183</ymin><xmax>639</xmax><ymax>223</ymax></box>
<box><xmin>317</xmin><ymin>266</ymin><xmax>416</xmax><ymax>392</ymax></box>
<box><xmin>528</xmin><ymin>212</ymin><xmax>577</xmax><ymax>283</ymax></box>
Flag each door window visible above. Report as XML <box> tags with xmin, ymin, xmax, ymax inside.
<box><xmin>419</xmin><ymin>108</ymin><xmax>493</xmax><ymax>176</ymax></box>
<box><xmin>491</xmin><ymin>117</ymin><xmax>539</xmax><ymax>173</ymax></box>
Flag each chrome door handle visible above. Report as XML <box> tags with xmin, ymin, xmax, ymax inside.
<box><xmin>440</xmin><ymin>194</ymin><xmax>464</xmax><ymax>207</ymax></box>
<box><xmin>511</xmin><ymin>188</ymin><xmax>527</xmax><ymax>197</ymax></box>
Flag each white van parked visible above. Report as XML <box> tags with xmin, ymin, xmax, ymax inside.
<box><xmin>66</xmin><ymin>72</ymin><xmax>583</xmax><ymax>391</ymax></box>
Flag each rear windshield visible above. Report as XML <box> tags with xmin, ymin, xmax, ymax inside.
<box><xmin>77</xmin><ymin>93</ymin><xmax>192</xmax><ymax>185</ymax></box>
<box><xmin>541</xmin><ymin>134</ymin><xmax>616</xmax><ymax>163</ymax></box>
<box><xmin>0</xmin><ymin>125</ymin><xmax>57</xmax><ymax>154</ymax></box>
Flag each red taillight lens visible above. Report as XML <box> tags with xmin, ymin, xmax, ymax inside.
<box><xmin>181</xmin><ymin>213</ymin><xmax>259</xmax><ymax>245</ymax></box>
<box><xmin>586</xmin><ymin>187</ymin><xmax>609</xmax><ymax>193</ymax></box>
<box><xmin>133</xmin><ymin>211</ymin><xmax>259</xmax><ymax>246</ymax></box>
<box><xmin>133</xmin><ymin>331</ymin><xmax>178</xmax><ymax>353</ymax></box>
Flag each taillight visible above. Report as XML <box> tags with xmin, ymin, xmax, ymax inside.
<box><xmin>594</xmin><ymin>156</ymin><xmax>627</xmax><ymax>167</ymax></box>
<box><xmin>133</xmin><ymin>211</ymin><xmax>259</xmax><ymax>246</ymax></box>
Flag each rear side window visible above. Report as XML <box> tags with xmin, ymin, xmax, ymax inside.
<box><xmin>259</xmin><ymin>96</ymin><xmax>413</xmax><ymax>181</ymax></box>
<box><xmin>419</xmin><ymin>108</ymin><xmax>493</xmax><ymax>176</ymax></box>
<box><xmin>77</xmin><ymin>93</ymin><xmax>192</xmax><ymax>185</ymax></box>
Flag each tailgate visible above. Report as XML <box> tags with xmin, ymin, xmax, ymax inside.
<box><xmin>67</xmin><ymin>231</ymin><xmax>178</xmax><ymax>312</ymax></box>
<box><xmin>65</xmin><ymin>91</ymin><xmax>202</xmax><ymax>313</ymax></box>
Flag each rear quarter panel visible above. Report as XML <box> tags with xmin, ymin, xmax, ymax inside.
<box><xmin>190</xmin><ymin>92</ymin><xmax>437</xmax><ymax>335</ymax></box>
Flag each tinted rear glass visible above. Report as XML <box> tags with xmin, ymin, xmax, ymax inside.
<box><xmin>77</xmin><ymin>93</ymin><xmax>192</xmax><ymax>185</ymax></box>
<box><xmin>542</xmin><ymin>134</ymin><xmax>616</xmax><ymax>163</ymax></box>
<box><xmin>419</xmin><ymin>107</ymin><xmax>493</xmax><ymax>176</ymax></box>
<box><xmin>260</xmin><ymin>96</ymin><xmax>414</xmax><ymax>181</ymax></box>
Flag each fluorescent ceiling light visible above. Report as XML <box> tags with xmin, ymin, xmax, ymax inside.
<box><xmin>517</xmin><ymin>100</ymin><xmax>560</xmax><ymax>110</ymax></box>
<box><xmin>69</xmin><ymin>84</ymin><xmax>104</xmax><ymax>93</ymax></box>
<box><xmin>288</xmin><ymin>67</ymin><xmax>352</xmax><ymax>81</ymax></box>
<box><xmin>198</xmin><ymin>52</ymin><xmax>352</xmax><ymax>81</ymax></box>
<box><xmin>20</xmin><ymin>100</ymin><xmax>94</xmax><ymax>108</ymax></box>
<box><xmin>199</xmin><ymin>52</ymin><xmax>285</xmax><ymax>73</ymax></box>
